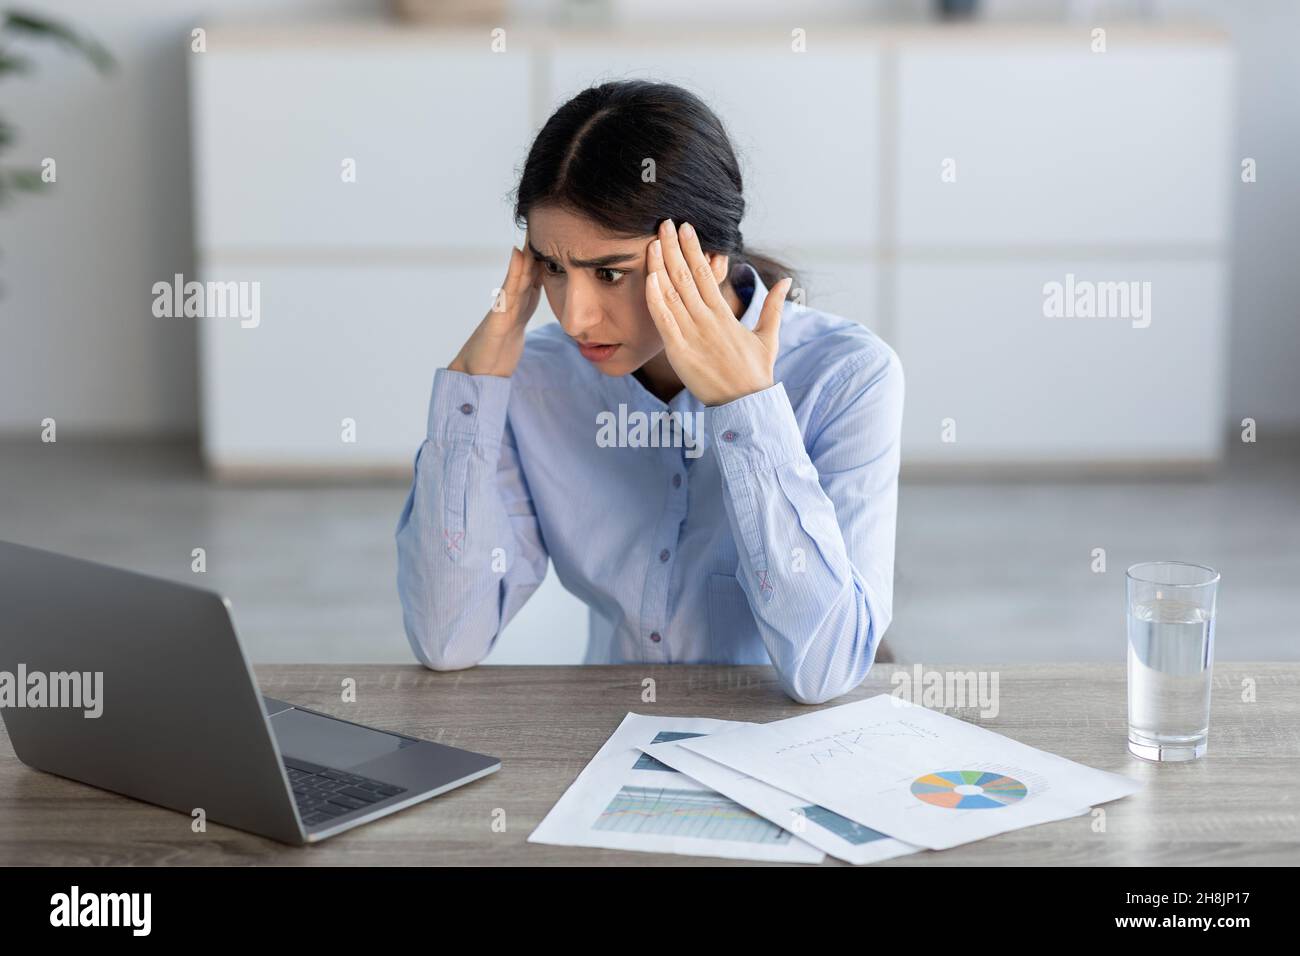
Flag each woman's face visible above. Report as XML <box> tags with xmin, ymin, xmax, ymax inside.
<box><xmin>527</xmin><ymin>204</ymin><xmax>727</xmax><ymax>377</ymax></box>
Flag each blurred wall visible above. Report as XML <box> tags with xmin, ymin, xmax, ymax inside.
<box><xmin>1</xmin><ymin>0</ymin><xmax>1296</xmax><ymax>437</ymax></box>
<box><xmin>0</xmin><ymin>0</ymin><xmax>385</xmax><ymax>437</ymax></box>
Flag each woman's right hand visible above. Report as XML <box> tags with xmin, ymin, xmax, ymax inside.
<box><xmin>447</xmin><ymin>245</ymin><xmax>543</xmax><ymax>378</ymax></box>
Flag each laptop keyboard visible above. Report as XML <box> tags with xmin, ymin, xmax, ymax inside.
<box><xmin>283</xmin><ymin>756</ymin><xmax>408</xmax><ymax>828</ymax></box>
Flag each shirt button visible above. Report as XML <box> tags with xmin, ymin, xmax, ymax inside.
<box><xmin>459</xmin><ymin>403</ymin><xmax>474</xmax><ymax>415</ymax></box>
<box><xmin>721</xmin><ymin>430</ymin><xmax>737</xmax><ymax>442</ymax></box>
<box><xmin>659</xmin><ymin>549</ymin><xmax>670</xmax><ymax>563</ymax></box>
<box><xmin>649</xmin><ymin>631</ymin><xmax>662</xmax><ymax>643</ymax></box>
<box><xmin>672</xmin><ymin>474</ymin><xmax>682</xmax><ymax>489</ymax></box>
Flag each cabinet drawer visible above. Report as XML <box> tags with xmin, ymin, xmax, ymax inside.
<box><xmin>199</xmin><ymin>260</ymin><xmax>526</xmax><ymax>470</ymax></box>
<box><xmin>191</xmin><ymin>43</ymin><xmax>533</xmax><ymax>250</ymax></box>
<box><xmin>894</xmin><ymin>259</ymin><xmax>1226</xmax><ymax>464</ymax></box>
<box><xmin>896</xmin><ymin>46</ymin><xmax>1232</xmax><ymax>246</ymax></box>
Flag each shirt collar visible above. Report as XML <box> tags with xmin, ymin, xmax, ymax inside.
<box><xmin>733</xmin><ymin>261</ymin><xmax>767</xmax><ymax>331</ymax></box>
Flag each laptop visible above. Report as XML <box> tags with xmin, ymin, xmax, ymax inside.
<box><xmin>0</xmin><ymin>539</ymin><xmax>500</xmax><ymax>845</ymax></box>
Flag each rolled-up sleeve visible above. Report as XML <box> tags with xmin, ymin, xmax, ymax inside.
<box><xmin>706</xmin><ymin>348</ymin><xmax>904</xmax><ymax>704</ymax></box>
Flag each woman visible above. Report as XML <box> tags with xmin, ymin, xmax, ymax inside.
<box><xmin>396</xmin><ymin>80</ymin><xmax>903</xmax><ymax>704</ymax></box>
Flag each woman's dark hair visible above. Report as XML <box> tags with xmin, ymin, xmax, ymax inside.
<box><xmin>511</xmin><ymin>79</ymin><xmax>798</xmax><ymax>298</ymax></box>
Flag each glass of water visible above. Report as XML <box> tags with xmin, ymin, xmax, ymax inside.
<box><xmin>1126</xmin><ymin>561</ymin><xmax>1220</xmax><ymax>762</ymax></box>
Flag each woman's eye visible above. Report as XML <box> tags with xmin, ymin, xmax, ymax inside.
<box><xmin>596</xmin><ymin>268</ymin><xmax>626</xmax><ymax>285</ymax></box>
<box><xmin>538</xmin><ymin>258</ymin><xmax>563</xmax><ymax>276</ymax></box>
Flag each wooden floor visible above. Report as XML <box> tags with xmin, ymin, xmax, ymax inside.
<box><xmin>0</xmin><ymin>663</ymin><xmax>1295</xmax><ymax>866</ymax></box>
<box><xmin>0</xmin><ymin>437</ymin><xmax>1294</xmax><ymax>665</ymax></box>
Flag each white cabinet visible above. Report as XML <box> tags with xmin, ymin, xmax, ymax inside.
<box><xmin>198</xmin><ymin>262</ymin><xmax>523</xmax><ymax>471</ymax></box>
<box><xmin>191</xmin><ymin>41</ymin><xmax>533</xmax><ymax>250</ymax></box>
<box><xmin>894</xmin><ymin>259</ymin><xmax>1227</xmax><ymax>463</ymax></box>
<box><xmin>192</xmin><ymin>23</ymin><xmax>1232</xmax><ymax>474</ymax></box>
<box><xmin>890</xmin><ymin>38</ymin><xmax>1231</xmax><ymax>466</ymax></box>
<box><xmin>896</xmin><ymin>46</ymin><xmax>1232</xmax><ymax>246</ymax></box>
<box><xmin>191</xmin><ymin>32</ymin><xmax>538</xmax><ymax>473</ymax></box>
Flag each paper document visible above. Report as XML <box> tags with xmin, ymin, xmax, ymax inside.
<box><xmin>528</xmin><ymin>712</ymin><xmax>824</xmax><ymax>863</ymax></box>
<box><xmin>641</xmin><ymin>734</ymin><xmax>923</xmax><ymax>865</ymax></box>
<box><xmin>679</xmin><ymin>695</ymin><xmax>1141</xmax><ymax>851</ymax></box>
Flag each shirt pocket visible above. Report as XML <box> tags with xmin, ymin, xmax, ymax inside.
<box><xmin>707</xmin><ymin>572</ymin><xmax>760</xmax><ymax>663</ymax></box>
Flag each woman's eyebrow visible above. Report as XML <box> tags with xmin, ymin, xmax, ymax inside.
<box><xmin>527</xmin><ymin>241</ymin><xmax>640</xmax><ymax>269</ymax></box>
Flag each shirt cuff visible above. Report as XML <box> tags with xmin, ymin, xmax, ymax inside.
<box><xmin>427</xmin><ymin>368</ymin><xmax>513</xmax><ymax>446</ymax></box>
<box><xmin>706</xmin><ymin>381</ymin><xmax>808</xmax><ymax>478</ymax></box>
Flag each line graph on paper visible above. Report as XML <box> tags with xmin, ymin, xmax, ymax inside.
<box><xmin>775</xmin><ymin>720</ymin><xmax>942</xmax><ymax>765</ymax></box>
<box><xmin>593</xmin><ymin>786</ymin><xmax>796</xmax><ymax>844</ymax></box>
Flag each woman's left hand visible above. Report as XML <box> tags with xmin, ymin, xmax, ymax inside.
<box><xmin>645</xmin><ymin>219</ymin><xmax>792</xmax><ymax>407</ymax></box>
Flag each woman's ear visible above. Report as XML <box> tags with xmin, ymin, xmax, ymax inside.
<box><xmin>708</xmin><ymin>253</ymin><xmax>730</xmax><ymax>284</ymax></box>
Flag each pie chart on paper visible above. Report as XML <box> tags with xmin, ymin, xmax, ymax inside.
<box><xmin>910</xmin><ymin>771</ymin><xmax>1028</xmax><ymax>809</ymax></box>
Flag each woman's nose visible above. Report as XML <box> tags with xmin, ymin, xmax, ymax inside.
<box><xmin>559</xmin><ymin>290</ymin><xmax>603</xmax><ymax>338</ymax></box>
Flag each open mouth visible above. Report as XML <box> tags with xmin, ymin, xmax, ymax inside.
<box><xmin>577</xmin><ymin>342</ymin><xmax>620</xmax><ymax>363</ymax></box>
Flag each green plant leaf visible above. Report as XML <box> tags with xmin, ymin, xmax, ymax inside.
<box><xmin>6</xmin><ymin>167</ymin><xmax>44</xmax><ymax>190</ymax></box>
<box><xmin>3</xmin><ymin>10</ymin><xmax>114</xmax><ymax>72</ymax></box>
<box><xmin>0</xmin><ymin>167</ymin><xmax>49</xmax><ymax>207</ymax></box>
<box><xmin>0</xmin><ymin>49</ymin><xmax>34</xmax><ymax>75</ymax></box>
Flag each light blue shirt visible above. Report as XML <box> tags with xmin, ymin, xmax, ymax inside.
<box><xmin>396</xmin><ymin>264</ymin><xmax>905</xmax><ymax>704</ymax></box>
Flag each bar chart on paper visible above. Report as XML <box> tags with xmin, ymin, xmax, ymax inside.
<box><xmin>529</xmin><ymin>713</ymin><xmax>825</xmax><ymax>863</ymax></box>
<box><xmin>594</xmin><ymin>785</ymin><xmax>797</xmax><ymax>844</ymax></box>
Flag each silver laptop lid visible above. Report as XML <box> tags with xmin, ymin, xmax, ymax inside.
<box><xmin>0</xmin><ymin>539</ymin><xmax>303</xmax><ymax>844</ymax></box>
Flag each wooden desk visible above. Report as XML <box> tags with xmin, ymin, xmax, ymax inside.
<box><xmin>1</xmin><ymin>663</ymin><xmax>1296</xmax><ymax>865</ymax></box>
